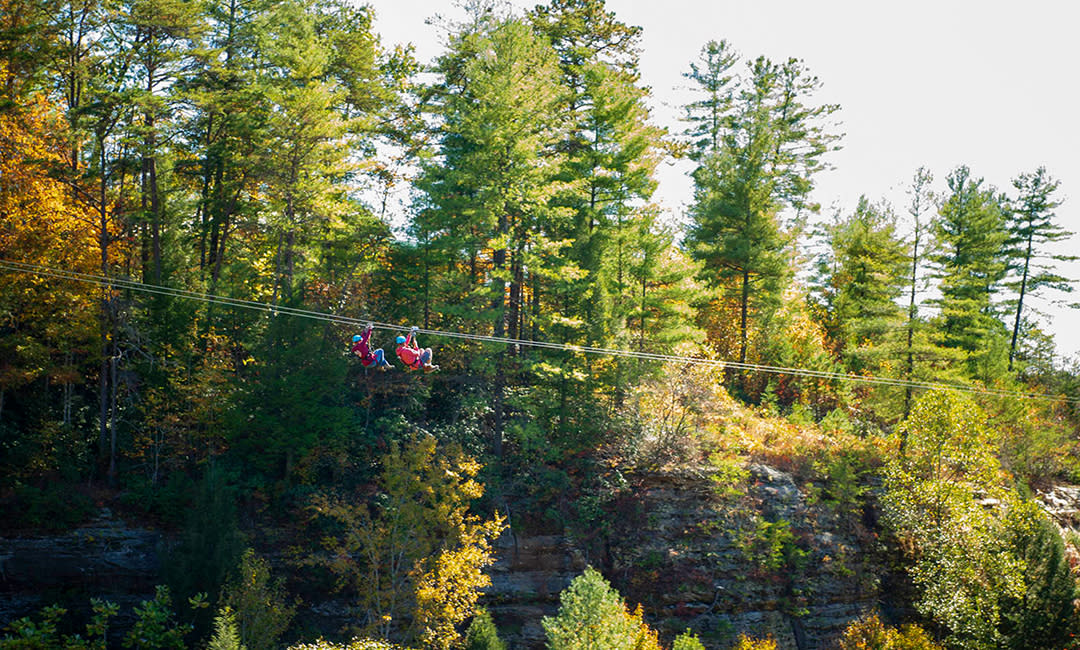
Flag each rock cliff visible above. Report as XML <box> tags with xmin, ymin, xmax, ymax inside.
<box><xmin>13</xmin><ymin>465</ymin><xmax>1076</xmax><ymax>648</ymax></box>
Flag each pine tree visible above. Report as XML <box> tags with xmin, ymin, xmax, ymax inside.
<box><xmin>815</xmin><ymin>196</ymin><xmax>907</xmax><ymax>371</ymax></box>
<box><xmin>682</xmin><ymin>39</ymin><xmax>738</xmax><ymax>159</ymax></box>
<box><xmin>463</xmin><ymin>609</ymin><xmax>505</xmax><ymax>650</ymax></box>
<box><xmin>1003</xmin><ymin>167</ymin><xmax>1073</xmax><ymax>371</ymax></box>
<box><xmin>123</xmin><ymin>0</ymin><xmax>204</xmax><ymax>284</ymax></box>
<box><xmin>684</xmin><ymin>49</ymin><xmax>839</xmax><ymax>376</ymax></box>
<box><xmin>813</xmin><ymin>197</ymin><xmax>909</xmax><ymax>418</ymax></box>
<box><xmin>207</xmin><ymin>607</ymin><xmax>247</xmax><ymax>650</ymax></box>
<box><xmin>931</xmin><ymin>165</ymin><xmax>1009</xmax><ymax>377</ymax></box>
<box><xmin>414</xmin><ymin>12</ymin><xmax>565</xmax><ymax>455</ymax></box>
<box><xmin>530</xmin><ymin>0</ymin><xmax>668</xmax><ymax>427</ymax></box>
<box><xmin>542</xmin><ymin>566</ymin><xmax>661</xmax><ymax>650</ymax></box>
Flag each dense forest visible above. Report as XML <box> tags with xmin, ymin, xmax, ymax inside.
<box><xmin>2</xmin><ymin>0</ymin><xmax>1080</xmax><ymax>648</ymax></box>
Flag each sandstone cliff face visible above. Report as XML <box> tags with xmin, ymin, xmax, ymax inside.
<box><xmin>485</xmin><ymin>464</ymin><xmax>889</xmax><ymax>650</ymax></box>
<box><xmin>0</xmin><ymin>509</ymin><xmax>160</xmax><ymax>629</ymax></box>
<box><xmin>6</xmin><ymin>470</ymin><xmax>1079</xmax><ymax>649</ymax></box>
<box><xmin>0</xmin><ymin>466</ymin><xmax>890</xmax><ymax>649</ymax></box>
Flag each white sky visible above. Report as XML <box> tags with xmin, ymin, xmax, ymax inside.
<box><xmin>368</xmin><ymin>0</ymin><xmax>1080</xmax><ymax>360</ymax></box>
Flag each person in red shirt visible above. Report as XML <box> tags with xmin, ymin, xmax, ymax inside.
<box><xmin>395</xmin><ymin>326</ymin><xmax>438</xmax><ymax>371</ymax></box>
<box><xmin>351</xmin><ymin>323</ymin><xmax>393</xmax><ymax>369</ymax></box>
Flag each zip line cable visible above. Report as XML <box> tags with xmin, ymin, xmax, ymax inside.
<box><xmin>2</xmin><ymin>258</ymin><xmax>1075</xmax><ymax>403</ymax></box>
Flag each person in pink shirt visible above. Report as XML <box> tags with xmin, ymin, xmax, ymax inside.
<box><xmin>395</xmin><ymin>326</ymin><xmax>438</xmax><ymax>371</ymax></box>
<box><xmin>351</xmin><ymin>323</ymin><xmax>393</xmax><ymax>369</ymax></box>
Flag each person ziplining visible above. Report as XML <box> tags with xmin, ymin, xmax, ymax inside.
<box><xmin>396</xmin><ymin>326</ymin><xmax>439</xmax><ymax>372</ymax></box>
<box><xmin>351</xmin><ymin>323</ymin><xmax>393</xmax><ymax>370</ymax></box>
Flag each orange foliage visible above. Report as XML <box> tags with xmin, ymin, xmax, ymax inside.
<box><xmin>0</xmin><ymin>82</ymin><xmax>102</xmax><ymax>390</ymax></box>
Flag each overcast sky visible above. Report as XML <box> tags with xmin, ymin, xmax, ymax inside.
<box><xmin>368</xmin><ymin>0</ymin><xmax>1080</xmax><ymax>360</ymax></box>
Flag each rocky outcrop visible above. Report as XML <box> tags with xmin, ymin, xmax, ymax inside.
<box><xmin>597</xmin><ymin>465</ymin><xmax>884</xmax><ymax>650</ymax></box>
<box><xmin>0</xmin><ymin>467</ymin><xmax>891</xmax><ymax>649</ymax></box>
<box><xmin>0</xmin><ymin>509</ymin><xmax>160</xmax><ymax>628</ymax></box>
<box><xmin>485</xmin><ymin>535</ymin><xmax>587</xmax><ymax>646</ymax></box>
<box><xmin>478</xmin><ymin>463</ymin><xmax>888</xmax><ymax>649</ymax></box>
<box><xmin>1038</xmin><ymin>485</ymin><xmax>1080</xmax><ymax>528</ymax></box>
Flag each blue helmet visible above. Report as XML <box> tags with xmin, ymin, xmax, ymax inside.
<box><xmin>352</xmin><ymin>334</ymin><xmax>361</xmax><ymax>343</ymax></box>
<box><xmin>396</xmin><ymin>335</ymin><xmax>407</xmax><ymax>344</ymax></box>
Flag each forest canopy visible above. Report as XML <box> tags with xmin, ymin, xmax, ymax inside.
<box><xmin>1</xmin><ymin>0</ymin><xmax>1079</xmax><ymax>649</ymax></box>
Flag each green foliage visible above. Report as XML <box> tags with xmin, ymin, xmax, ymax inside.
<box><xmin>813</xmin><ymin>196</ymin><xmax>908</xmax><ymax>367</ymax></box>
<box><xmin>4</xmin><ymin>482</ymin><xmax>94</xmax><ymax>531</ymax></box>
<box><xmin>0</xmin><ymin>599</ymin><xmax>118</xmax><ymax>650</ymax></box>
<box><xmin>811</xmin><ymin>454</ymin><xmax>868</xmax><ymax>522</ymax></box>
<box><xmin>221</xmin><ymin>549</ymin><xmax>297</xmax><ymax>650</ymax></box>
<box><xmin>883</xmin><ymin>391</ymin><xmax>1080</xmax><ymax>649</ymax></box>
<box><xmin>309</xmin><ymin>434</ymin><xmax>504</xmax><ymax>647</ymax></box>
<box><xmin>996</xmin><ymin>502</ymin><xmax>1080</xmax><ymax>649</ymax></box>
<box><xmin>120</xmin><ymin>471</ymin><xmax>196</xmax><ymax>527</ymax></box>
<box><xmin>671</xmin><ymin>630</ymin><xmax>706</xmax><ymax>650</ymax></box>
<box><xmin>230</xmin><ymin>315</ymin><xmax>354</xmax><ymax>483</ymax></box>
<box><xmin>684</xmin><ymin>47</ymin><xmax>840</xmax><ymax>371</ymax></box>
<box><xmin>207</xmin><ymin>607</ymin><xmax>247</xmax><ymax>650</ymax></box>
<box><xmin>163</xmin><ymin>467</ymin><xmax>245</xmax><ymax>609</ymax></box>
<box><xmin>463</xmin><ymin>609</ymin><xmax>505</xmax><ymax>650</ymax></box>
<box><xmin>1004</xmin><ymin>167</ymin><xmax>1073</xmax><ymax>371</ymax></box>
<box><xmin>735</xmin><ymin>517</ymin><xmax>806</xmax><ymax>574</ymax></box>
<box><xmin>931</xmin><ymin>166</ymin><xmax>1010</xmax><ymax>375</ymax></box>
<box><xmin>837</xmin><ymin>613</ymin><xmax>942</xmax><ymax>650</ymax></box>
<box><xmin>0</xmin><ymin>605</ymin><xmax>67</xmax><ymax>650</ymax></box>
<box><xmin>708</xmin><ymin>451</ymin><xmax>749</xmax><ymax>501</ymax></box>
<box><xmin>542</xmin><ymin>566</ymin><xmax>661</xmax><ymax>650</ymax></box>
<box><xmin>123</xmin><ymin>586</ymin><xmax>196</xmax><ymax>650</ymax></box>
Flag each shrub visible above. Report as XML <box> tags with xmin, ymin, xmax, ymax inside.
<box><xmin>221</xmin><ymin>549</ymin><xmax>296</xmax><ymax>650</ymax></box>
<box><xmin>543</xmin><ymin>566</ymin><xmax>661</xmax><ymax>650</ymax></box>
<box><xmin>207</xmin><ymin>607</ymin><xmax>246</xmax><ymax>650</ymax></box>
<box><xmin>463</xmin><ymin>609</ymin><xmax>504</xmax><ymax>650</ymax></box>
<box><xmin>731</xmin><ymin>635</ymin><xmax>777</xmax><ymax>650</ymax></box>
<box><xmin>837</xmin><ymin>613</ymin><xmax>942</xmax><ymax>649</ymax></box>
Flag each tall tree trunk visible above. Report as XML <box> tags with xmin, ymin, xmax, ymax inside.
<box><xmin>197</xmin><ymin>116</ymin><xmax>215</xmax><ymax>271</ymax></box>
<box><xmin>530</xmin><ymin>268</ymin><xmax>540</xmax><ymax>343</ymax></box>
<box><xmin>98</xmin><ymin>135</ymin><xmax>110</xmax><ymax>464</ymax></box>
<box><xmin>904</xmin><ymin>228</ymin><xmax>920</xmax><ymax>422</ymax></box>
<box><xmin>739</xmin><ymin>269</ymin><xmax>750</xmax><ymax>364</ymax></box>
<box><xmin>108</xmin><ymin>349</ymin><xmax>118</xmax><ymax>485</ymax></box>
<box><xmin>62</xmin><ymin>350</ymin><xmax>73</xmax><ymax>426</ymax></box>
<box><xmin>640</xmin><ymin>257</ymin><xmax>647</xmax><ymax>354</ymax></box>
<box><xmin>1009</xmin><ymin>235</ymin><xmax>1034</xmax><ymax>371</ymax></box>
<box><xmin>491</xmin><ymin>212</ymin><xmax>508</xmax><ymax>458</ymax></box>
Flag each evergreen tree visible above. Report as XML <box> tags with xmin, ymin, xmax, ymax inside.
<box><xmin>530</xmin><ymin>0</ymin><xmax>666</xmax><ymax>409</ymax></box>
<box><xmin>463</xmin><ymin>609</ymin><xmax>505</xmax><ymax>650</ymax></box>
<box><xmin>626</xmin><ymin>214</ymin><xmax>705</xmax><ymax>360</ymax></box>
<box><xmin>684</xmin><ymin>48</ymin><xmax>840</xmax><ymax>377</ymax></box>
<box><xmin>931</xmin><ymin>165</ymin><xmax>1009</xmax><ymax>377</ymax></box>
<box><xmin>123</xmin><ymin>0</ymin><xmax>204</xmax><ymax>284</ymax></box>
<box><xmin>903</xmin><ymin>167</ymin><xmax>933</xmax><ymax>417</ymax></box>
<box><xmin>207</xmin><ymin>607</ymin><xmax>247</xmax><ymax>650</ymax></box>
<box><xmin>542</xmin><ymin>566</ymin><xmax>660</xmax><ymax>650</ymax></box>
<box><xmin>813</xmin><ymin>197</ymin><xmax>908</xmax><ymax>418</ymax></box>
<box><xmin>998</xmin><ymin>504</ymin><xmax>1080</xmax><ymax>649</ymax></box>
<box><xmin>1003</xmin><ymin>166</ymin><xmax>1073</xmax><ymax>371</ymax></box>
<box><xmin>414</xmin><ymin>11</ymin><xmax>565</xmax><ymax>455</ymax></box>
<box><xmin>815</xmin><ymin>196</ymin><xmax>907</xmax><ymax>370</ymax></box>
<box><xmin>682</xmin><ymin>39</ymin><xmax>738</xmax><ymax>159</ymax></box>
